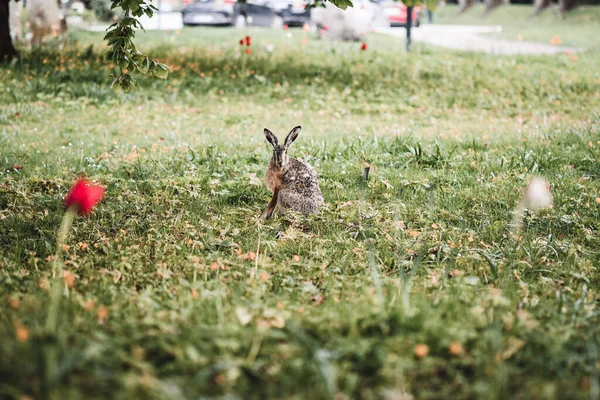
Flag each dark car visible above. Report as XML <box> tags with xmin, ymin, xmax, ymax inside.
<box><xmin>236</xmin><ymin>0</ymin><xmax>310</xmax><ymax>28</ymax></box>
<box><xmin>181</xmin><ymin>0</ymin><xmax>310</xmax><ymax>28</ymax></box>
<box><xmin>182</xmin><ymin>0</ymin><xmax>238</xmax><ymax>26</ymax></box>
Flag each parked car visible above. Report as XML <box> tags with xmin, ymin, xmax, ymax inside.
<box><xmin>237</xmin><ymin>0</ymin><xmax>310</xmax><ymax>28</ymax></box>
<box><xmin>181</xmin><ymin>0</ymin><xmax>310</xmax><ymax>28</ymax></box>
<box><xmin>182</xmin><ymin>0</ymin><xmax>237</xmax><ymax>26</ymax></box>
<box><xmin>378</xmin><ymin>1</ymin><xmax>421</xmax><ymax>27</ymax></box>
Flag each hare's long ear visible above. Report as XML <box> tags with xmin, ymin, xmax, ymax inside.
<box><xmin>284</xmin><ymin>126</ymin><xmax>301</xmax><ymax>148</ymax></box>
<box><xmin>264</xmin><ymin>128</ymin><xmax>278</xmax><ymax>147</ymax></box>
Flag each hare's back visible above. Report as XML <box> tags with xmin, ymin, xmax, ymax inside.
<box><xmin>283</xmin><ymin>158</ymin><xmax>319</xmax><ymax>191</ymax></box>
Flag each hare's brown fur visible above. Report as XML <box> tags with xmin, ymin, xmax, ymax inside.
<box><xmin>261</xmin><ymin>126</ymin><xmax>324</xmax><ymax>219</ymax></box>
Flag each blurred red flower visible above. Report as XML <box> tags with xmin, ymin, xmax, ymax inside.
<box><xmin>323</xmin><ymin>24</ymin><xmax>329</xmax><ymax>31</ymax></box>
<box><xmin>245</xmin><ymin>48</ymin><xmax>251</xmax><ymax>54</ymax></box>
<box><xmin>65</xmin><ymin>179</ymin><xmax>105</xmax><ymax>215</ymax></box>
<box><xmin>361</xmin><ymin>43</ymin><xmax>367</xmax><ymax>51</ymax></box>
<box><xmin>283</xmin><ymin>24</ymin><xmax>289</xmax><ymax>30</ymax></box>
<box><xmin>245</xmin><ymin>36</ymin><xmax>251</xmax><ymax>46</ymax></box>
<box><xmin>239</xmin><ymin>39</ymin><xmax>244</xmax><ymax>45</ymax></box>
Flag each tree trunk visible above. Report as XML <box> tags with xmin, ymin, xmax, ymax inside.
<box><xmin>534</xmin><ymin>0</ymin><xmax>552</xmax><ymax>15</ymax></box>
<box><xmin>559</xmin><ymin>0</ymin><xmax>578</xmax><ymax>15</ymax></box>
<box><xmin>0</xmin><ymin>0</ymin><xmax>18</xmax><ymax>61</ymax></box>
<box><xmin>406</xmin><ymin>6</ymin><xmax>413</xmax><ymax>52</ymax></box>
<box><xmin>482</xmin><ymin>0</ymin><xmax>508</xmax><ymax>17</ymax></box>
<box><xmin>458</xmin><ymin>0</ymin><xmax>475</xmax><ymax>13</ymax></box>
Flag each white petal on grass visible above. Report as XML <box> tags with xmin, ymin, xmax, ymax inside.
<box><xmin>235</xmin><ymin>307</ymin><xmax>253</xmax><ymax>326</ymax></box>
<box><xmin>526</xmin><ymin>177</ymin><xmax>553</xmax><ymax>211</ymax></box>
<box><xmin>511</xmin><ymin>176</ymin><xmax>553</xmax><ymax>233</ymax></box>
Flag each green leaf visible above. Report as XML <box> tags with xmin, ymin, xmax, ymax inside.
<box><xmin>121</xmin><ymin>17</ymin><xmax>137</xmax><ymax>26</ymax></box>
<box><xmin>153</xmin><ymin>63</ymin><xmax>170</xmax><ymax>79</ymax></box>
<box><xmin>118</xmin><ymin>57</ymin><xmax>130</xmax><ymax>70</ymax></box>
<box><xmin>139</xmin><ymin>57</ymin><xmax>150</xmax><ymax>74</ymax></box>
<box><xmin>328</xmin><ymin>0</ymin><xmax>353</xmax><ymax>9</ymax></box>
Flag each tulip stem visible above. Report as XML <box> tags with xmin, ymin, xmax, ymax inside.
<box><xmin>56</xmin><ymin>207</ymin><xmax>76</xmax><ymax>257</ymax></box>
<box><xmin>43</xmin><ymin>205</ymin><xmax>77</xmax><ymax>394</ymax></box>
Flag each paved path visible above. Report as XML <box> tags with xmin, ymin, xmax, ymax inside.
<box><xmin>377</xmin><ymin>25</ymin><xmax>581</xmax><ymax>55</ymax></box>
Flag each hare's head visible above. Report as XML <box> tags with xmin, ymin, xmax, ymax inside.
<box><xmin>264</xmin><ymin>126</ymin><xmax>301</xmax><ymax>167</ymax></box>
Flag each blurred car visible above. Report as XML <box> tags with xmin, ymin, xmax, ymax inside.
<box><xmin>262</xmin><ymin>0</ymin><xmax>311</xmax><ymax>28</ymax></box>
<box><xmin>181</xmin><ymin>0</ymin><xmax>310</xmax><ymax>28</ymax></box>
<box><xmin>182</xmin><ymin>0</ymin><xmax>237</xmax><ymax>26</ymax></box>
<box><xmin>378</xmin><ymin>1</ymin><xmax>420</xmax><ymax>27</ymax></box>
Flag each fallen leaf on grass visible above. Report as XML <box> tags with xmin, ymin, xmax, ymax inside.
<box><xmin>256</xmin><ymin>316</ymin><xmax>285</xmax><ymax>329</ymax></box>
<box><xmin>498</xmin><ymin>337</ymin><xmax>525</xmax><ymax>361</ymax></box>
<box><xmin>15</xmin><ymin>323</ymin><xmax>29</xmax><ymax>342</ymax></box>
<box><xmin>449</xmin><ymin>341</ymin><xmax>464</xmax><ymax>356</ymax></box>
<box><xmin>81</xmin><ymin>298</ymin><xmax>96</xmax><ymax>311</ymax></box>
<box><xmin>38</xmin><ymin>277</ymin><xmax>50</xmax><ymax>290</ymax></box>
<box><xmin>516</xmin><ymin>309</ymin><xmax>539</xmax><ymax>331</ymax></box>
<box><xmin>310</xmin><ymin>295</ymin><xmax>325</xmax><ymax>306</ymax></box>
<box><xmin>414</xmin><ymin>344</ymin><xmax>429</xmax><ymax>359</ymax></box>
<box><xmin>97</xmin><ymin>305</ymin><xmax>108</xmax><ymax>324</ymax></box>
<box><xmin>239</xmin><ymin>251</ymin><xmax>257</xmax><ymax>261</ymax></box>
<box><xmin>9</xmin><ymin>297</ymin><xmax>20</xmax><ymax>310</ymax></box>
<box><xmin>62</xmin><ymin>270</ymin><xmax>76</xmax><ymax>288</ymax></box>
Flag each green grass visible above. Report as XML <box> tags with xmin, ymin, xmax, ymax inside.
<box><xmin>1</xmin><ymin>27</ymin><xmax>600</xmax><ymax>399</ymax></box>
<box><xmin>433</xmin><ymin>4</ymin><xmax>600</xmax><ymax>52</ymax></box>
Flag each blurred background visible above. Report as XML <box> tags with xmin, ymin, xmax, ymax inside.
<box><xmin>7</xmin><ymin>0</ymin><xmax>600</xmax><ymax>54</ymax></box>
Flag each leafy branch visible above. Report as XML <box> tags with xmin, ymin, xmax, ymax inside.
<box><xmin>101</xmin><ymin>0</ymin><xmax>435</xmax><ymax>90</ymax></box>
<box><xmin>104</xmin><ymin>0</ymin><xmax>170</xmax><ymax>92</ymax></box>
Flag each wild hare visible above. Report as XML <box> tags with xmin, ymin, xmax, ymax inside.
<box><xmin>261</xmin><ymin>126</ymin><xmax>324</xmax><ymax>219</ymax></box>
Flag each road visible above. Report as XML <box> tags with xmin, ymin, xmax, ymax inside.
<box><xmin>377</xmin><ymin>25</ymin><xmax>581</xmax><ymax>55</ymax></box>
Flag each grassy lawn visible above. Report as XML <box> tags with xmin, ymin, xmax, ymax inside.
<box><xmin>433</xmin><ymin>4</ymin><xmax>600</xmax><ymax>52</ymax></box>
<box><xmin>1</xmin><ymin>27</ymin><xmax>600</xmax><ymax>399</ymax></box>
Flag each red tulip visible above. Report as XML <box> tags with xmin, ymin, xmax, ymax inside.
<box><xmin>245</xmin><ymin>48</ymin><xmax>251</xmax><ymax>54</ymax></box>
<box><xmin>323</xmin><ymin>24</ymin><xmax>329</xmax><ymax>31</ymax></box>
<box><xmin>239</xmin><ymin>39</ymin><xmax>244</xmax><ymax>45</ymax></box>
<box><xmin>283</xmin><ymin>24</ymin><xmax>289</xmax><ymax>30</ymax></box>
<box><xmin>245</xmin><ymin>36</ymin><xmax>251</xmax><ymax>46</ymax></box>
<box><xmin>65</xmin><ymin>179</ymin><xmax>105</xmax><ymax>215</ymax></box>
<box><xmin>319</xmin><ymin>29</ymin><xmax>326</xmax><ymax>36</ymax></box>
<box><xmin>361</xmin><ymin>43</ymin><xmax>367</xmax><ymax>51</ymax></box>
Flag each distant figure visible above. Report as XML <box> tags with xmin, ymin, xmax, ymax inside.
<box><xmin>28</xmin><ymin>0</ymin><xmax>67</xmax><ymax>45</ymax></box>
<box><xmin>9</xmin><ymin>0</ymin><xmax>23</xmax><ymax>40</ymax></box>
<box><xmin>311</xmin><ymin>0</ymin><xmax>387</xmax><ymax>42</ymax></box>
<box><xmin>427</xmin><ymin>7</ymin><xmax>433</xmax><ymax>23</ymax></box>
